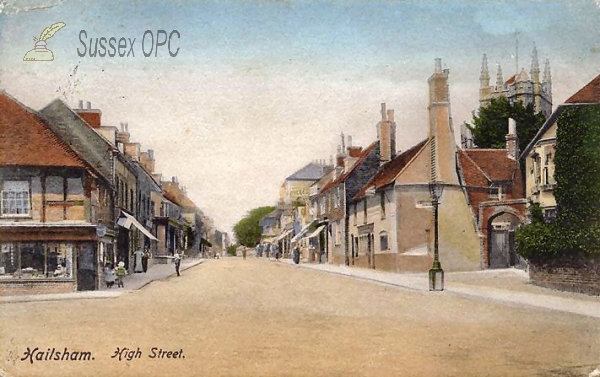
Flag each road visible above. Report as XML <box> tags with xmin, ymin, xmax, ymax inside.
<box><xmin>1</xmin><ymin>258</ymin><xmax>599</xmax><ymax>377</ymax></box>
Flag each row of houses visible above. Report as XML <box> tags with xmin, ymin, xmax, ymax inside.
<box><xmin>0</xmin><ymin>93</ymin><xmax>226</xmax><ymax>295</ymax></box>
<box><xmin>262</xmin><ymin>57</ymin><xmax>600</xmax><ymax>274</ymax></box>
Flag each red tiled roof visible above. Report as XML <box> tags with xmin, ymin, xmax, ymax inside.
<box><xmin>320</xmin><ymin>141</ymin><xmax>378</xmax><ymax>195</ymax></box>
<box><xmin>0</xmin><ymin>92</ymin><xmax>86</xmax><ymax>168</ymax></box>
<box><xmin>458</xmin><ymin>149</ymin><xmax>525</xmax><ymax>221</ymax></box>
<box><xmin>461</xmin><ymin>149</ymin><xmax>517</xmax><ymax>182</ymax></box>
<box><xmin>354</xmin><ymin>139</ymin><xmax>428</xmax><ymax>201</ymax></box>
<box><xmin>565</xmin><ymin>74</ymin><xmax>600</xmax><ymax>104</ymax></box>
<box><xmin>505</xmin><ymin>74</ymin><xmax>517</xmax><ymax>85</ymax></box>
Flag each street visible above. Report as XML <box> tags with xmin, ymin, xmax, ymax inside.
<box><xmin>1</xmin><ymin>258</ymin><xmax>600</xmax><ymax>377</ymax></box>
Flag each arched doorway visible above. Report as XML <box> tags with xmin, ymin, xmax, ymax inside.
<box><xmin>488</xmin><ymin>212</ymin><xmax>523</xmax><ymax>269</ymax></box>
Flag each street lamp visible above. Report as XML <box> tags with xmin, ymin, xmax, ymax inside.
<box><xmin>428</xmin><ymin>181</ymin><xmax>445</xmax><ymax>291</ymax></box>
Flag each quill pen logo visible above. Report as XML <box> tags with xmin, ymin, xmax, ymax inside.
<box><xmin>23</xmin><ymin>22</ymin><xmax>66</xmax><ymax>61</ymax></box>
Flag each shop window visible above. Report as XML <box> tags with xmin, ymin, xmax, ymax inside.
<box><xmin>1</xmin><ymin>181</ymin><xmax>31</xmax><ymax>217</ymax></box>
<box><xmin>0</xmin><ymin>242</ymin><xmax>74</xmax><ymax>279</ymax></box>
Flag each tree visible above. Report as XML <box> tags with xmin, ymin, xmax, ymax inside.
<box><xmin>468</xmin><ymin>97</ymin><xmax>546</xmax><ymax>153</ymax></box>
<box><xmin>233</xmin><ymin>206</ymin><xmax>276</xmax><ymax>247</ymax></box>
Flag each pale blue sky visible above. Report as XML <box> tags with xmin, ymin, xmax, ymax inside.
<box><xmin>1</xmin><ymin>0</ymin><xmax>599</xmax><ymax>233</ymax></box>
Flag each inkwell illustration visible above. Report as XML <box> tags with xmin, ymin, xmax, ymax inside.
<box><xmin>23</xmin><ymin>22</ymin><xmax>66</xmax><ymax>61</ymax></box>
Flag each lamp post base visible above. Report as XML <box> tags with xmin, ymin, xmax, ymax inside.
<box><xmin>429</xmin><ymin>267</ymin><xmax>444</xmax><ymax>291</ymax></box>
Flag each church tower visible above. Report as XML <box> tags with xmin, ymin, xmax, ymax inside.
<box><xmin>478</xmin><ymin>46</ymin><xmax>553</xmax><ymax>118</ymax></box>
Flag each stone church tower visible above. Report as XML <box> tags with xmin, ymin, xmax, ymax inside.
<box><xmin>478</xmin><ymin>45</ymin><xmax>553</xmax><ymax>118</ymax></box>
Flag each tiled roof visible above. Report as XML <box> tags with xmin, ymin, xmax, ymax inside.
<box><xmin>505</xmin><ymin>74</ymin><xmax>517</xmax><ymax>85</ymax></box>
<box><xmin>565</xmin><ymin>74</ymin><xmax>600</xmax><ymax>104</ymax></box>
<box><xmin>319</xmin><ymin>141</ymin><xmax>378</xmax><ymax>195</ymax></box>
<box><xmin>461</xmin><ymin>149</ymin><xmax>517</xmax><ymax>182</ymax></box>
<box><xmin>0</xmin><ymin>91</ymin><xmax>86</xmax><ymax>168</ymax></box>
<box><xmin>458</xmin><ymin>149</ymin><xmax>525</xmax><ymax>221</ymax></box>
<box><xmin>522</xmin><ymin>74</ymin><xmax>600</xmax><ymax>158</ymax></box>
<box><xmin>286</xmin><ymin>162</ymin><xmax>328</xmax><ymax>181</ymax></box>
<box><xmin>354</xmin><ymin>139</ymin><xmax>428</xmax><ymax>201</ymax></box>
<box><xmin>40</xmin><ymin>99</ymin><xmax>116</xmax><ymax>183</ymax></box>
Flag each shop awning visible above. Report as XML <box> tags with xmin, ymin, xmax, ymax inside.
<box><xmin>262</xmin><ymin>237</ymin><xmax>276</xmax><ymax>244</ymax></box>
<box><xmin>200</xmin><ymin>237</ymin><xmax>212</xmax><ymax>247</ymax></box>
<box><xmin>291</xmin><ymin>222</ymin><xmax>313</xmax><ymax>243</ymax></box>
<box><xmin>117</xmin><ymin>212</ymin><xmax>158</xmax><ymax>241</ymax></box>
<box><xmin>307</xmin><ymin>225</ymin><xmax>326</xmax><ymax>238</ymax></box>
<box><xmin>275</xmin><ymin>229</ymin><xmax>292</xmax><ymax>242</ymax></box>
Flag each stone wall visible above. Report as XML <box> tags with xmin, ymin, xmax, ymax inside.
<box><xmin>529</xmin><ymin>255</ymin><xmax>600</xmax><ymax>296</ymax></box>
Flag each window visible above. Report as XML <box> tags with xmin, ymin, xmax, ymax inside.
<box><xmin>0</xmin><ymin>242</ymin><xmax>73</xmax><ymax>279</ymax></box>
<box><xmin>363</xmin><ymin>199</ymin><xmax>367</xmax><ymax>224</ymax></box>
<box><xmin>380</xmin><ymin>192</ymin><xmax>386</xmax><ymax>219</ymax></box>
<box><xmin>320</xmin><ymin>197</ymin><xmax>326</xmax><ymax>214</ymax></box>
<box><xmin>353</xmin><ymin>203</ymin><xmax>357</xmax><ymax>225</ymax></box>
<box><xmin>1</xmin><ymin>181</ymin><xmax>31</xmax><ymax>216</ymax></box>
<box><xmin>380</xmin><ymin>231</ymin><xmax>389</xmax><ymax>251</ymax></box>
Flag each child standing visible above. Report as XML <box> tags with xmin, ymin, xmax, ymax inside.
<box><xmin>115</xmin><ymin>261</ymin><xmax>127</xmax><ymax>288</ymax></box>
<box><xmin>103</xmin><ymin>262</ymin><xmax>116</xmax><ymax>288</ymax></box>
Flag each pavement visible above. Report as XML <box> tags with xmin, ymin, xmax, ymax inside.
<box><xmin>0</xmin><ymin>257</ymin><xmax>204</xmax><ymax>304</ymax></box>
<box><xmin>277</xmin><ymin>257</ymin><xmax>600</xmax><ymax>320</ymax></box>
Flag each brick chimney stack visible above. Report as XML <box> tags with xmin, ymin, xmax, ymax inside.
<box><xmin>74</xmin><ymin>100</ymin><xmax>102</xmax><ymax>128</ymax></box>
<box><xmin>378</xmin><ymin>103</ymin><xmax>396</xmax><ymax>165</ymax></box>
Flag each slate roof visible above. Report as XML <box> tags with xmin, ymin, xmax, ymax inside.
<box><xmin>0</xmin><ymin>91</ymin><xmax>87</xmax><ymax>169</ymax></box>
<box><xmin>320</xmin><ymin>141</ymin><xmax>378</xmax><ymax>195</ymax></box>
<box><xmin>354</xmin><ymin>139</ymin><xmax>428</xmax><ymax>201</ymax></box>
<box><xmin>40</xmin><ymin>99</ymin><xmax>117</xmax><ymax>183</ymax></box>
<box><xmin>286</xmin><ymin>162</ymin><xmax>329</xmax><ymax>181</ymax></box>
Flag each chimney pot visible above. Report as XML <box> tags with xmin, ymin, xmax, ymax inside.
<box><xmin>79</xmin><ymin>100</ymin><xmax>83</xmax><ymax>109</ymax></box>
<box><xmin>435</xmin><ymin>58</ymin><xmax>442</xmax><ymax>73</ymax></box>
<box><xmin>381</xmin><ymin>103</ymin><xmax>387</xmax><ymax>121</ymax></box>
<box><xmin>387</xmin><ymin>109</ymin><xmax>395</xmax><ymax>123</ymax></box>
<box><xmin>87</xmin><ymin>101</ymin><xmax>91</xmax><ymax>110</ymax></box>
<box><xmin>348</xmin><ymin>135</ymin><xmax>353</xmax><ymax>147</ymax></box>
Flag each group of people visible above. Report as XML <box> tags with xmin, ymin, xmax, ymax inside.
<box><xmin>255</xmin><ymin>243</ymin><xmax>281</xmax><ymax>260</ymax></box>
<box><xmin>103</xmin><ymin>261</ymin><xmax>127</xmax><ymax>288</ymax></box>
<box><xmin>103</xmin><ymin>247</ymin><xmax>152</xmax><ymax>289</ymax></box>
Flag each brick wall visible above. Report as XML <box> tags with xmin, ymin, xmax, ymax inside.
<box><xmin>0</xmin><ymin>280</ymin><xmax>76</xmax><ymax>296</ymax></box>
<box><xmin>529</xmin><ymin>255</ymin><xmax>600</xmax><ymax>296</ymax></box>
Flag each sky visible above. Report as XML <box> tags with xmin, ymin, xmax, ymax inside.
<box><xmin>1</xmin><ymin>0</ymin><xmax>599</xmax><ymax>236</ymax></box>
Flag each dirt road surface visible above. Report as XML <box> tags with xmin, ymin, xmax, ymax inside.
<box><xmin>1</xmin><ymin>258</ymin><xmax>599</xmax><ymax>377</ymax></box>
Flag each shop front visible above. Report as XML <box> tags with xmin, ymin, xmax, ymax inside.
<box><xmin>0</xmin><ymin>225</ymin><xmax>107</xmax><ymax>296</ymax></box>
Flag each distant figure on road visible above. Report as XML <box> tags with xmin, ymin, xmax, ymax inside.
<box><xmin>133</xmin><ymin>249</ymin><xmax>144</xmax><ymax>273</ymax></box>
<box><xmin>293</xmin><ymin>246</ymin><xmax>300</xmax><ymax>265</ymax></box>
<box><xmin>242</xmin><ymin>247</ymin><xmax>247</xmax><ymax>259</ymax></box>
<box><xmin>103</xmin><ymin>262</ymin><xmax>115</xmax><ymax>288</ymax></box>
<box><xmin>174</xmin><ymin>253</ymin><xmax>181</xmax><ymax>277</ymax></box>
<box><xmin>142</xmin><ymin>247</ymin><xmax>150</xmax><ymax>273</ymax></box>
<box><xmin>116</xmin><ymin>261</ymin><xmax>126</xmax><ymax>288</ymax></box>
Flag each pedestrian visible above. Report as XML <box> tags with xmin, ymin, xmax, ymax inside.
<box><xmin>133</xmin><ymin>249</ymin><xmax>144</xmax><ymax>273</ymax></box>
<box><xmin>142</xmin><ymin>247</ymin><xmax>149</xmax><ymax>273</ymax></box>
<box><xmin>293</xmin><ymin>245</ymin><xmax>300</xmax><ymax>265</ymax></box>
<box><xmin>103</xmin><ymin>262</ymin><xmax>115</xmax><ymax>288</ymax></box>
<box><xmin>115</xmin><ymin>261</ymin><xmax>127</xmax><ymax>288</ymax></box>
<box><xmin>173</xmin><ymin>252</ymin><xmax>181</xmax><ymax>277</ymax></box>
<box><xmin>242</xmin><ymin>247</ymin><xmax>247</xmax><ymax>260</ymax></box>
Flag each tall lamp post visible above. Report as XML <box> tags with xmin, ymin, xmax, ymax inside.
<box><xmin>429</xmin><ymin>181</ymin><xmax>445</xmax><ymax>291</ymax></box>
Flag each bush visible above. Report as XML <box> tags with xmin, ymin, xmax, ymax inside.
<box><xmin>227</xmin><ymin>245</ymin><xmax>237</xmax><ymax>256</ymax></box>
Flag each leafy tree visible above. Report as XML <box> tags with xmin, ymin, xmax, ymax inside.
<box><xmin>226</xmin><ymin>245</ymin><xmax>237</xmax><ymax>256</ymax></box>
<box><xmin>233</xmin><ymin>206</ymin><xmax>276</xmax><ymax>247</ymax></box>
<box><xmin>468</xmin><ymin>97</ymin><xmax>546</xmax><ymax>153</ymax></box>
